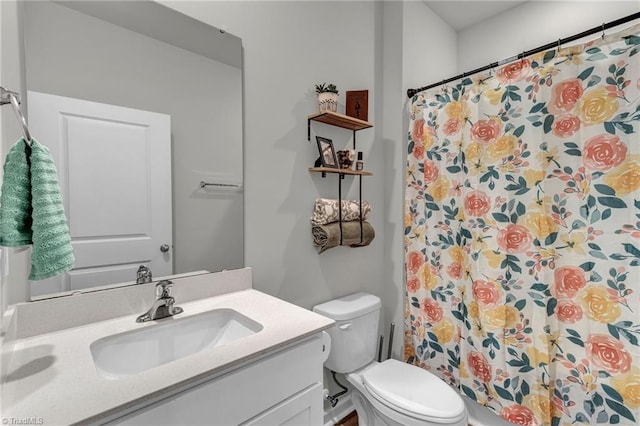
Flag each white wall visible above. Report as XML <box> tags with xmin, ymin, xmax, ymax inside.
<box><xmin>380</xmin><ymin>0</ymin><xmax>457</xmax><ymax>359</ymax></box>
<box><xmin>165</xmin><ymin>1</ymin><xmax>388</xmax><ymax>311</ymax></box>
<box><xmin>458</xmin><ymin>1</ymin><xmax>640</xmax><ymax>71</ymax></box>
<box><xmin>402</xmin><ymin>1</ymin><xmax>458</xmax><ymax>92</ymax></box>
<box><xmin>381</xmin><ymin>1</ymin><xmax>405</xmax><ymax>362</ymax></box>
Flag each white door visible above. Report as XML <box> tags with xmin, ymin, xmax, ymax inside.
<box><xmin>28</xmin><ymin>91</ymin><xmax>172</xmax><ymax>297</ymax></box>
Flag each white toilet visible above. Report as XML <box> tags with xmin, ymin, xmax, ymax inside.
<box><xmin>314</xmin><ymin>293</ymin><xmax>468</xmax><ymax>426</ymax></box>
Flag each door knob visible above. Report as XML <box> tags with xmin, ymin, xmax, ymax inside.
<box><xmin>160</xmin><ymin>244</ymin><xmax>170</xmax><ymax>253</ymax></box>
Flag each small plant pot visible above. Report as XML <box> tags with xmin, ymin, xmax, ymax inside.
<box><xmin>318</xmin><ymin>92</ymin><xmax>338</xmax><ymax>112</ymax></box>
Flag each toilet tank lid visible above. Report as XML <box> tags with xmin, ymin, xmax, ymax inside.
<box><xmin>313</xmin><ymin>292</ymin><xmax>381</xmax><ymax>321</ymax></box>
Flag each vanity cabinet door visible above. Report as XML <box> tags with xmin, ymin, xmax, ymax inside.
<box><xmin>241</xmin><ymin>383</ymin><xmax>323</xmax><ymax>426</ymax></box>
<box><xmin>105</xmin><ymin>335</ymin><xmax>323</xmax><ymax>425</ymax></box>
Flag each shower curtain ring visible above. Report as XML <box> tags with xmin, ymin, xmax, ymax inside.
<box><xmin>601</xmin><ymin>23</ymin><xmax>606</xmax><ymax>39</ymax></box>
<box><xmin>557</xmin><ymin>38</ymin><xmax>562</xmax><ymax>51</ymax></box>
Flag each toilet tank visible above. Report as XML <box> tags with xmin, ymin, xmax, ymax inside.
<box><xmin>313</xmin><ymin>293</ymin><xmax>381</xmax><ymax>373</ymax></box>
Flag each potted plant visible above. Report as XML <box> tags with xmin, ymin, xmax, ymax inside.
<box><xmin>315</xmin><ymin>82</ymin><xmax>339</xmax><ymax>112</ymax></box>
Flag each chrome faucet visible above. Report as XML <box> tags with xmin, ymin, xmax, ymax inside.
<box><xmin>136</xmin><ymin>280</ymin><xmax>183</xmax><ymax>322</ymax></box>
<box><xmin>136</xmin><ymin>265</ymin><xmax>153</xmax><ymax>284</ymax></box>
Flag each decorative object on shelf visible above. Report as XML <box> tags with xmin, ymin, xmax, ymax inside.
<box><xmin>355</xmin><ymin>151</ymin><xmax>364</xmax><ymax>171</ymax></box>
<box><xmin>336</xmin><ymin>149</ymin><xmax>355</xmax><ymax>170</ymax></box>
<box><xmin>345</xmin><ymin>90</ymin><xmax>368</xmax><ymax>121</ymax></box>
<box><xmin>315</xmin><ymin>136</ymin><xmax>338</xmax><ymax>168</ymax></box>
<box><xmin>311</xmin><ymin>198</ymin><xmax>371</xmax><ymax>225</ymax></box>
<box><xmin>315</xmin><ymin>82</ymin><xmax>339</xmax><ymax>113</ymax></box>
<box><xmin>312</xmin><ymin>221</ymin><xmax>375</xmax><ymax>253</ymax></box>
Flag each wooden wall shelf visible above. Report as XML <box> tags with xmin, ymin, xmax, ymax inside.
<box><xmin>307</xmin><ymin>106</ymin><xmax>374</xmax><ymax>249</ymax></box>
<box><xmin>308</xmin><ymin>111</ymin><xmax>373</xmax><ymax>133</ymax></box>
<box><xmin>308</xmin><ymin>167</ymin><xmax>373</xmax><ymax>176</ymax></box>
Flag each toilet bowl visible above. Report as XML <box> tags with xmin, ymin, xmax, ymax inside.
<box><xmin>313</xmin><ymin>293</ymin><xmax>468</xmax><ymax>426</ymax></box>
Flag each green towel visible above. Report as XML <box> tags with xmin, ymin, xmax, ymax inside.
<box><xmin>0</xmin><ymin>138</ymin><xmax>32</xmax><ymax>246</ymax></box>
<box><xmin>29</xmin><ymin>140</ymin><xmax>74</xmax><ymax>280</ymax></box>
<box><xmin>0</xmin><ymin>138</ymin><xmax>75</xmax><ymax>280</ymax></box>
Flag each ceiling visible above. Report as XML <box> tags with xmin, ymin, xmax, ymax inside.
<box><xmin>424</xmin><ymin>1</ymin><xmax>528</xmax><ymax>31</ymax></box>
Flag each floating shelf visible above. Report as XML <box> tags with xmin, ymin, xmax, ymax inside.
<box><xmin>307</xmin><ymin>111</ymin><xmax>373</xmax><ymax>141</ymax></box>
<box><xmin>308</xmin><ymin>167</ymin><xmax>373</xmax><ymax>176</ymax></box>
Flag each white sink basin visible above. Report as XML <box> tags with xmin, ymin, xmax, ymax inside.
<box><xmin>90</xmin><ymin>308</ymin><xmax>262</xmax><ymax>379</ymax></box>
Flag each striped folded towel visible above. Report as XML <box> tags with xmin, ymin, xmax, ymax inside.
<box><xmin>0</xmin><ymin>138</ymin><xmax>74</xmax><ymax>280</ymax></box>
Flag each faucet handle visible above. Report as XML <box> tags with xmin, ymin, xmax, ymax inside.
<box><xmin>155</xmin><ymin>280</ymin><xmax>174</xmax><ymax>298</ymax></box>
<box><xmin>136</xmin><ymin>265</ymin><xmax>152</xmax><ymax>284</ymax></box>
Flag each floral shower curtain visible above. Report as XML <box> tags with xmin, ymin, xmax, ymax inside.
<box><xmin>404</xmin><ymin>24</ymin><xmax>640</xmax><ymax>426</ymax></box>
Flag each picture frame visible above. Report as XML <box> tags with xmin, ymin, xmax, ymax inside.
<box><xmin>316</xmin><ymin>136</ymin><xmax>338</xmax><ymax>168</ymax></box>
<box><xmin>346</xmin><ymin>90</ymin><xmax>369</xmax><ymax>122</ymax></box>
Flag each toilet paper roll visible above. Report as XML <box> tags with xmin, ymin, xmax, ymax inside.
<box><xmin>321</xmin><ymin>331</ymin><xmax>331</xmax><ymax>363</ymax></box>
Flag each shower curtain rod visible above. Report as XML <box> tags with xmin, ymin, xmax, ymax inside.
<box><xmin>406</xmin><ymin>11</ymin><xmax>640</xmax><ymax>99</ymax></box>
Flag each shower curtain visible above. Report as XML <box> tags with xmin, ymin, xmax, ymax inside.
<box><xmin>404</xmin><ymin>24</ymin><xmax>640</xmax><ymax>426</ymax></box>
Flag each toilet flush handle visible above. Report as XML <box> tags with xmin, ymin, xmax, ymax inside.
<box><xmin>339</xmin><ymin>323</ymin><xmax>351</xmax><ymax>330</ymax></box>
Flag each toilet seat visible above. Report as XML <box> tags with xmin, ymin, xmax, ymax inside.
<box><xmin>362</xmin><ymin>359</ymin><xmax>466</xmax><ymax>423</ymax></box>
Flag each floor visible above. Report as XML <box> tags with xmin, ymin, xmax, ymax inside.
<box><xmin>334</xmin><ymin>409</ymin><xmax>474</xmax><ymax>426</ymax></box>
<box><xmin>335</xmin><ymin>410</ymin><xmax>358</xmax><ymax>426</ymax></box>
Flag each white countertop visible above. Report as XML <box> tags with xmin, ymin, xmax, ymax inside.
<box><xmin>1</xmin><ymin>288</ymin><xmax>334</xmax><ymax>425</ymax></box>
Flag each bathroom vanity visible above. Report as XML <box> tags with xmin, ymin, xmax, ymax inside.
<box><xmin>108</xmin><ymin>336</ymin><xmax>324</xmax><ymax>425</ymax></box>
<box><xmin>0</xmin><ymin>268</ymin><xmax>334</xmax><ymax>425</ymax></box>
